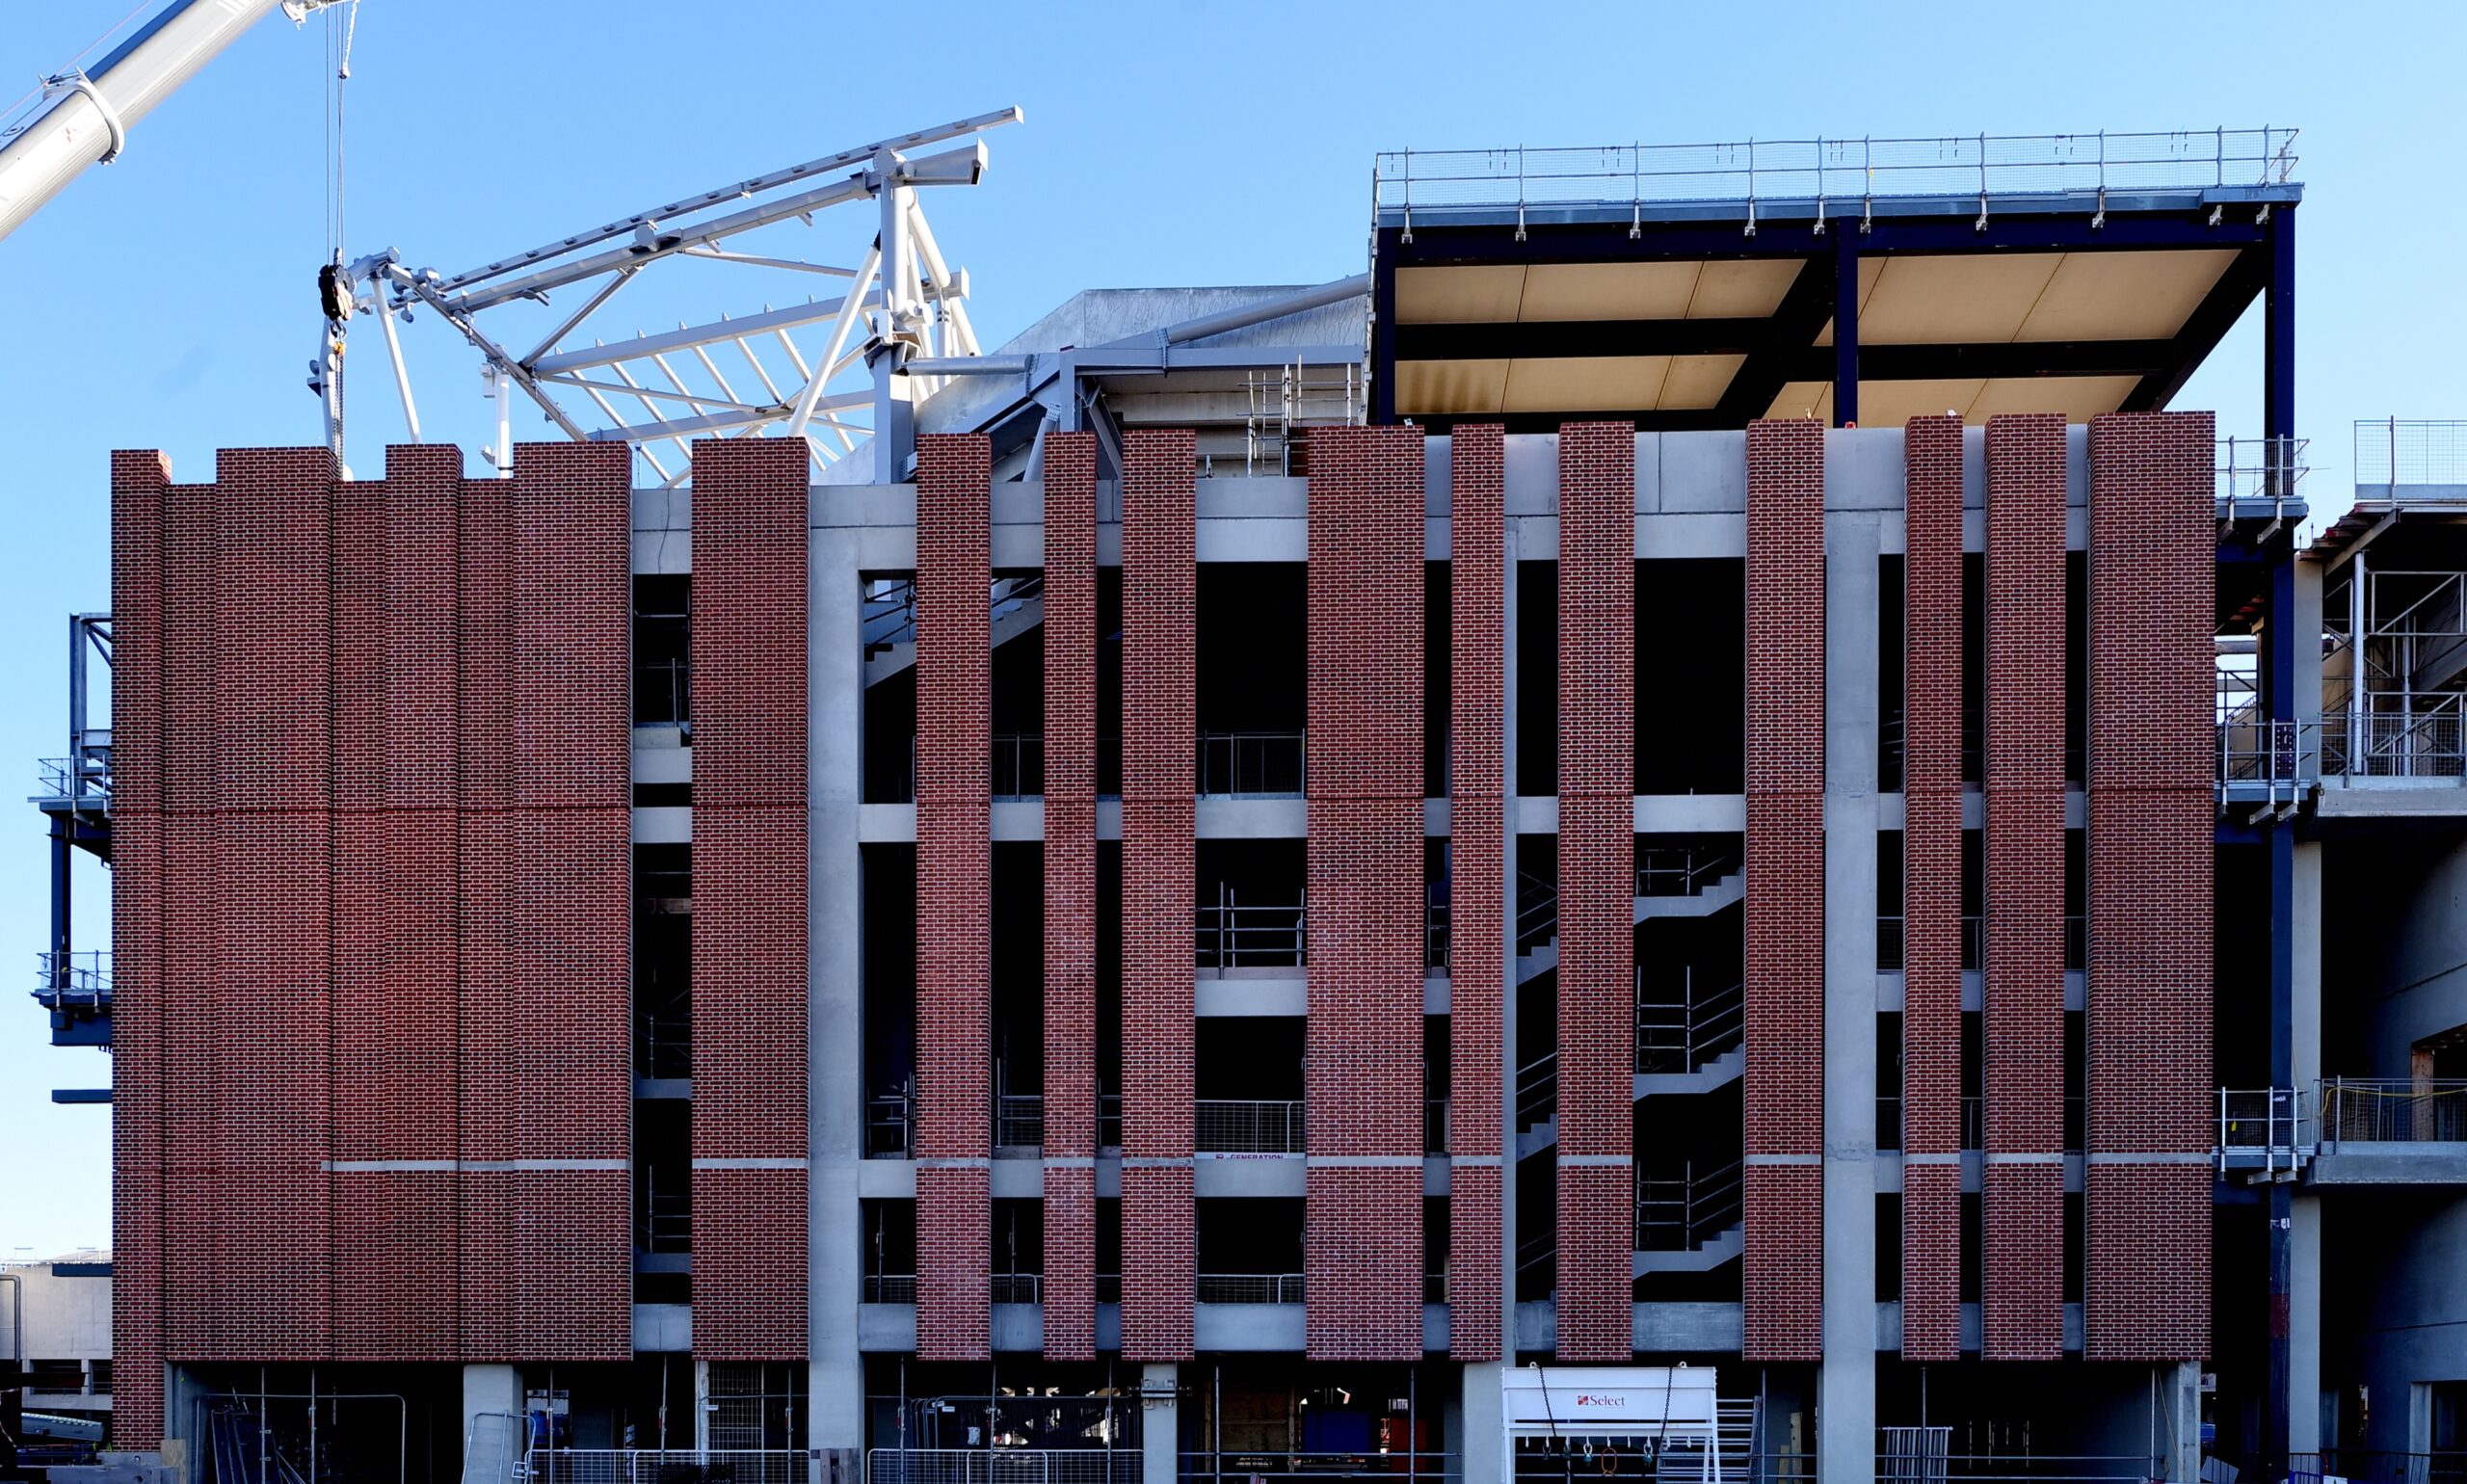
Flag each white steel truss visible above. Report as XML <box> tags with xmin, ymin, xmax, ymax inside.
<box><xmin>320</xmin><ymin>106</ymin><xmax>1022</xmax><ymax>486</ymax></box>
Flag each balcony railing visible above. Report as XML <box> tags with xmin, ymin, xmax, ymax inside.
<box><xmin>1195</xmin><ymin>1100</ymin><xmax>1305</xmax><ymax>1153</ymax></box>
<box><xmin>1196</xmin><ymin>730</ymin><xmax>1305</xmax><ymax>798</ymax></box>
<box><xmin>33</xmin><ymin>949</ymin><xmax>110</xmax><ymax>1007</ymax></box>
<box><xmin>990</xmin><ymin>1273</ymin><xmax>1042</xmax><ymax>1304</ymax></box>
<box><xmin>867</xmin><ymin>1094</ymin><xmax>915</xmax><ymax>1158</ymax></box>
<box><xmin>2323</xmin><ymin>703</ymin><xmax>2467</xmax><ymax>780</ymax></box>
<box><xmin>1195</xmin><ymin>1272</ymin><xmax>1304</xmax><ymax>1305</ymax></box>
<box><xmin>868</xmin><ymin>1450</ymin><xmax>1141</xmax><ymax>1484</ymax></box>
<box><xmin>995</xmin><ymin>1094</ymin><xmax>1045</xmax><ymax>1150</ymax></box>
<box><xmin>865</xmin><ymin>1092</ymin><xmax>1121</xmax><ymax>1157</ymax></box>
<box><xmin>1875</xmin><ymin>1094</ymin><xmax>2087</xmax><ymax>1153</ymax></box>
<box><xmin>2357</xmin><ymin>418</ymin><xmax>2467</xmax><ymax>490</ymax></box>
<box><xmin>1195</xmin><ymin>891</ymin><xmax>1306</xmax><ymax>971</ymax></box>
<box><xmin>2320</xmin><ymin>1078</ymin><xmax>2467</xmax><ymax>1143</ymax></box>
<box><xmin>862</xmin><ymin>1274</ymin><xmax>916</xmax><ymax>1304</ymax></box>
<box><xmin>1876</xmin><ymin>914</ymin><xmax>2085</xmax><ymax>972</ymax></box>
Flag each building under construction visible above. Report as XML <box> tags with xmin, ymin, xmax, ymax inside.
<box><xmin>24</xmin><ymin>100</ymin><xmax>2467</xmax><ymax>1484</ymax></box>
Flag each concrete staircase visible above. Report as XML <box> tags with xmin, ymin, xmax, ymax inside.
<box><xmin>1514</xmin><ymin>867</ymin><xmax>1743</xmax><ymax>984</ymax></box>
<box><xmin>862</xmin><ymin>574</ymin><xmax>1045</xmax><ymax>687</ymax></box>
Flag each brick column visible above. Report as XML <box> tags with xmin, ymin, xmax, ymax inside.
<box><xmin>1556</xmin><ymin>422</ymin><xmax>1635</xmax><ymax>1362</ymax></box>
<box><xmin>915</xmin><ymin>433</ymin><xmax>995</xmax><ymax>1361</ymax></box>
<box><xmin>1304</xmin><ymin>426</ymin><xmax>1427</xmax><ymax>1360</ymax></box>
<box><xmin>108</xmin><ymin>450</ymin><xmax>168</xmax><ymax>1444</ymax></box>
<box><xmin>692</xmin><ymin>437</ymin><xmax>812</xmax><ymax>1360</ymax></box>
<box><xmin>1744</xmin><ymin>419</ymin><xmax>1824</xmax><ymax>1363</ymax></box>
<box><xmin>1447</xmin><ymin>425</ymin><xmax>1508</xmax><ymax>1362</ymax></box>
<box><xmin>332</xmin><ymin>445</ymin><xmax>464</xmax><ymax>1362</ymax></box>
<box><xmin>1042</xmin><ymin>430</ymin><xmax>1101</xmax><ymax>1360</ymax></box>
<box><xmin>1120</xmin><ymin>429</ymin><xmax>1198</xmax><ymax>1361</ymax></box>
<box><xmin>2085</xmin><ymin>412</ymin><xmax>2215</xmax><ymax>1361</ymax></box>
<box><xmin>1983</xmin><ymin>414</ymin><xmax>2069</xmax><ymax>1359</ymax></box>
<box><xmin>1900</xmin><ymin>416</ymin><xmax>1964</xmax><ymax>1363</ymax></box>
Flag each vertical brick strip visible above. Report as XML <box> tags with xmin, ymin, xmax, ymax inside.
<box><xmin>1447</xmin><ymin>425</ymin><xmax>1507</xmax><ymax>1362</ymax></box>
<box><xmin>205</xmin><ymin>447</ymin><xmax>336</xmax><ymax>1359</ymax></box>
<box><xmin>1120</xmin><ymin>428</ymin><xmax>1197</xmax><ymax>1361</ymax></box>
<box><xmin>1744</xmin><ymin>419</ymin><xmax>1825</xmax><ymax>1363</ymax></box>
<box><xmin>915</xmin><ymin>433</ymin><xmax>994</xmax><ymax>1361</ymax></box>
<box><xmin>2086</xmin><ymin>412</ymin><xmax>2215</xmax><ymax>1361</ymax></box>
<box><xmin>1901</xmin><ymin>416</ymin><xmax>1964</xmax><ymax>1362</ymax></box>
<box><xmin>1305</xmin><ymin>426</ymin><xmax>1428</xmax><ymax>1361</ymax></box>
<box><xmin>510</xmin><ymin>444</ymin><xmax>635</xmax><ymax>1358</ymax></box>
<box><xmin>456</xmin><ymin>468</ymin><xmax>517</xmax><ymax>1356</ymax></box>
<box><xmin>1983</xmin><ymin>414</ymin><xmax>2069</xmax><ymax>1359</ymax></box>
<box><xmin>1042</xmin><ymin>431</ymin><xmax>1101</xmax><ymax>1360</ymax></box>
<box><xmin>109</xmin><ymin>451</ymin><xmax>168</xmax><ymax>1444</ymax></box>
<box><xmin>332</xmin><ymin>445</ymin><xmax>464</xmax><ymax>1362</ymax></box>
<box><xmin>693</xmin><ymin>437</ymin><xmax>812</xmax><ymax>1360</ymax></box>
<box><xmin>461</xmin><ymin>445</ymin><xmax>635</xmax><ymax>1361</ymax></box>
<box><xmin>1556</xmin><ymin>422</ymin><xmax>1635</xmax><ymax>1363</ymax></box>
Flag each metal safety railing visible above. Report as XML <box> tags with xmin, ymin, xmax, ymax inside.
<box><xmin>1187</xmin><ymin>1453</ymin><xmax>1452</xmax><ymax>1484</ymax></box>
<box><xmin>1194</xmin><ymin>1099</ymin><xmax>1305</xmax><ymax>1153</ymax></box>
<box><xmin>1196</xmin><ymin>730</ymin><xmax>1305</xmax><ymax>798</ymax></box>
<box><xmin>994</xmin><ymin>1095</ymin><xmax>1045</xmax><ymax>1150</ymax></box>
<box><xmin>1634</xmin><ymin>845</ymin><xmax>1740</xmax><ymax>897</ymax></box>
<box><xmin>2217</xmin><ymin>714</ymin><xmax>2319</xmax><ymax>788</ymax></box>
<box><xmin>1375</xmin><ymin>128</ymin><xmax>2298</xmax><ymax>218</ymax></box>
<box><xmin>633</xmin><ymin>1006</ymin><xmax>691</xmax><ymax>1081</ymax></box>
<box><xmin>868</xmin><ymin>1450</ymin><xmax>1141</xmax><ymax>1484</ymax></box>
<box><xmin>1635</xmin><ymin>1158</ymin><xmax>1744</xmax><ymax>1251</ymax></box>
<box><xmin>990</xmin><ymin>1273</ymin><xmax>1042</xmax><ymax>1305</ymax></box>
<box><xmin>633</xmin><ymin>659</ymin><xmax>691</xmax><ymax>728</ymax></box>
<box><xmin>2356</xmin><ymin>419</ymin><xmax>2467</xmax><ymax>490</ymax></box>
<box><xmin>2217</xmin><ymin>1087</ymin><xmax>2312</xmax><ymax>1177</ymax></box>
<box><xmin>1425</xmin><ymin>1097</ymin><xmax>1447</xmax><ymax>1154</ymax></box>
<box><xmin>2279</xmin><ymin>1449</ymin><xmax>2467</xmax><ymax>1484</ymax></box>
<box><xmin>1925</xmin><ymin>1457</ymin><xmax>2162</xmax><ymax>1483</ymax></box>
<box><xmin>1634</xmin><ymin>974</ymin><xmax>1743</xmax><ymax>1074</ymax></box>
<box><xmin>1878</xmin><ymin>1428</ymin><xmax>1951</xmax><ymax>1484</ymax></box>
<box><xmin>1194</xmin><ymin>1272</ymin><xmax>1305</xmax><ymax>1305</ymax></box>
<box><xmin>867</xmin><ymin>1094</ymin><xmax>915</xmax><ymax>1158</ymax></box>
<box><xmin>2320</xmin><ymin>1078</ymin><xmax>2467</xmax><ymax>1144</ymax></box>
<box><xmin>636</xmin><ymin>1187</ymin><xmax>690</xmax><ymax>1255</ymax></box>
<box><xmin>2215</xmin><ymin>435</ymin><xmax>2310</xmax><ymax>503</ymax></box>
<box><xmin>33</xmin><ymin>949</ymin><xmax>110</xmax><ymax>1005</ymax></box>
<box><xmin>1876</xmin><ymin>1094</ymin><xmax>2085</xmax><ymax>1153</ymax></box>
<box><xmin>862</xmin><ymin>574</ymin><xmax>1048</xmax><ymax>656</ymax></box>
<box><xmin>1195</xmin><ymin>889</ymin><xmax>1307</xmax><ymax>971</ymax></box>
<box><xmin>2322</xmin><ymin>702</ymin><xmax>2467</xmax><ymax>779</ymax></box>
<box><xmin>529</xmin><ymin>1450</ymin><xmax>809</xmax><ymax>1484</ymax></box>
<box><xmin>862</xmin><ymin>1274</ymin><xmax>916</xmax><ymax>1304</ymax></box>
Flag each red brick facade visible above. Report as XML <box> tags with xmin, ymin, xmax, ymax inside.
<box><xmin>1555</xmin><ymin>422</ymin><xmax>1635</xmax><ymax>1363</ymax></box>
<box><xmin>915</xmin><ymin>434</ymin><xmax>995</xmax><ymax>1361</ymax></box>
<box><xmin>1900</xmin><ymin>416</ymin><xmax>1964</xmax><ymax>1363</ymax></box>
<box><xmin>691</xmin><ymin>437</ymin><xmax>811</xmax><ymax>1360</ymax></box>
<box><xmin>1119</xmin><ymin>428</ymin><xmax>1198</xmax><ymax>1360</ymax></box>
<box><xmin>2085</xmin><ymin>412</ymin><xmax>2215</xmax><ymax>1362</ymax></box>
<box><xmin>1446</xmin><ymin>425</ymin><xmax>1507</xmax><ymax>1362</ymax></box>
<box><xmin>1304</xmin><ymin>427</ymin><xmax>1428</xmax><ymax>1361</ymax></box>
<box><xmin>111</xmin><ymin>443</ymin><xmax>630</xmax><ymax>1444</ymax></box>
<box><xmin>1982</xmin><ymin>414</ymin><xmax>2069</xmax><ymax>1359</ymax></box>
<box><xmin>1743</xmin><ymin>419</ymin><xmax>1824</xmax><ymax>1362</ymax></box>
<box><xmin>1041</xmin><ymin>430</ymin><xmax>1101</xmax><ymax>1360</ymax></box>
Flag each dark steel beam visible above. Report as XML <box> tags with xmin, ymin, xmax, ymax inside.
<box><xmin>2120</xmin><ymin>246</ymin><xmax>2269</xmax><ymax>412</ymax></box>
<box><xmin>1712</xmin><ymin>257</ymin><xmax>1836</xmax><ymax>425</ymax></box>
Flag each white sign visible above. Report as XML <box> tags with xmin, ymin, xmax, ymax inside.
<box><xmin>1500</xmin><ymin>1366</ymin><xmax>1719</xmax><ymax>1432</ymax></box>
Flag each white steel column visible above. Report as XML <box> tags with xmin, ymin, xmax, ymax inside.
<box><xmin>1140</xmin><ymin>1365</ymin><xmax>1179</xmax><ymax>1484</ymax></box>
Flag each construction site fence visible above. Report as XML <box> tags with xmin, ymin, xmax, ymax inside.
<box><xmin>867</xmin><ymin>1450</ymin><xmax>1139</xmax><ymax>1484</ymax></box>
<box><xmin>2279</xmin><ymin>1450</ymin><xmax>2467</xmax><ymax>1484</ymax></box>
<box><xmin>527</xmin><ymin>1450</ymin><xmax>813</xmax><ymax>1484</ymax></box>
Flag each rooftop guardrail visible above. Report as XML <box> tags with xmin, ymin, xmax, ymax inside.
<box><xmin>1376</xmin><ymin>128</ymin><xmax>2298</xmax><ymax>220</ymax></box>
<box><xmin>2356</xmin><ymin>419</ymin><xmax>2467</xmax><ymax>490</ymax></box>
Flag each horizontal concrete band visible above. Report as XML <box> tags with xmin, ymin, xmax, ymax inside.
<box><xmin>1743</xmin><ymin>1154</ymin><xmax>1822</xmax><ymax>1166</ymax></box>
<box><xmin>693</xmin><ymin>1157</ymin><xmax>809</xmax><ymax>1171</ymax></box>
<box><xmin>915</xmin><ymin>1156</ymin><xmax>994</xmax><ymax>1170</ymax></box>
<box><xmin>1901</xmin><ymin>1153</ymin><xmax>1964</xmax><ymax>1166</ymax></box>
<box><xmin>1043</xmin><ymin>1156</ymin><xmax>1098</xmax><ymax>1170</ymax></box>
<box><xmin>1557</xmin><ymin>1154</ymin><xmax>1634</xmax><ymax>1168</ymax></box>
<box><xmin>1311</xmin><ymin>1155</ymin><xmax>1425</xmax><ymax>1168</ymax></box>
<box><xmin>320</xmin><ymin>1158</ymin><xmax>628</xmax><ymax>1173</ymax></box>
<box><xmin>1450</xmin><ymin>1154</ymin><xmax>1504</xmax><ymax>1167</ymax></box>
<box><xmin>1980</xmin><ymin>1153</ymin><xmax>2067</xmax><ymax>1166</ymax></box>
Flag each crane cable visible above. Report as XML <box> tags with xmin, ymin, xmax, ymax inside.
<box><xmin>322</xmin><ymin>0</ymin><xmax>360</xmax><ymax>267</ymax></box>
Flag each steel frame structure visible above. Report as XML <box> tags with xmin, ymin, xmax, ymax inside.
<box><xmin>325</xmin><ymin>107</ymin><xmax>1022</xmax><ymax>486</ymax></box>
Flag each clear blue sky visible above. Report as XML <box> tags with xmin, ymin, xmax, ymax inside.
<box><xmin>1</xmin><ymin>1</ymin><xmax>2461</xmax><ymax>1259</ymax></box>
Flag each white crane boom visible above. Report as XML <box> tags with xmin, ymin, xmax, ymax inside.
<box><xmin>0</xmin><ymin>0</ymin><xmax>339</xmax><ymax>244</ymax></box>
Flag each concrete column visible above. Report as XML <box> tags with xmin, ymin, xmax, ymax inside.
<box><xmin>1497</xmin><ymin>525</ymin><xmax>1520</xmax><ymax>1364</ymax></box>
<box><xmin>1462</xmin><ymin>1362</ymin><xmax>1504</xmax><ymax>1484</ymax></box>
<box><xmin>462</xmin><ymin>1364</ymin><xmax>522</xmax><ymax>1454</ymax></box>
<box><xmin>811</xmin><ymin>518</ymin><xmax>866</xmax><ymax>1456</ymax></box>
<box><xmin>2290</xmin><ymin>833</ymin><xmax>2323</xmax><ymax>1458</ymax></box>
<box><xmin>2168</xmin><ymin>1362</ymin><xmax>2204</xmax><ymax>1484</ymax></box>
<box><xmin>1141</xmin><ymin>1364</ymin><xmax>1180</xmax><ymax>1484</ymax></box>
<box><xmin>1818</xmin><ymin>509</ymin><xmax>1881</xmax><ymax>1484</ymax></box>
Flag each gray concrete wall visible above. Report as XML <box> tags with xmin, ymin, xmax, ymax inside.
<box><xmin>811</xmin><ymin>511</ymin><xmax>866</xmax><ymax>1454</ymax></box>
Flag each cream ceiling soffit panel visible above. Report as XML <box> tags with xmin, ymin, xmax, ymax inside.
<box><xmin>1519</xmin><ymin>262</ymin><xmax>1702</xmax><ymax>321</ymax></box>
<box><xmin>1502</xmin><ymin>356</ymin><xmax>1673</xmax><ymax>414</ymax></box>
<box><xmin>1965</xmin><ymin>375</ymin><xmax>2144</xmax><ymax>423</ymax></box>
<box><xmin>1395</xmin><ymin>265</ymin><xmax>1526</xmax><ymax>324</ymax></box>
<box><xmin>1684</xmin><ymin>259</ymin><xmax>1802</xmax><ymax>319</ymax></box>
<box><xmin>1858</xmin><ymin>253</ymin><xmax>2065</xmax><ymax>345</ymax></box>
<box><xmin>1394</xmin><ymin>358</ymin><xmax>1511</xmax><ymax>415</ymax></box>
<box><xmin>2015</xmin><ymin>249</ymin><xmax>2237</xmax><ymax>343</ymax></box>
<box><xmin>1853</xmin><ymin>379</ymin><xmax>1990</xmax><ymax>429</ymax></box>
<box><xmin>1765</xmin><ymin>381</ymin><xmax>1833</xmax><ymax>423</ymax></box>
<box><xmin>1659</xmin><ymin>354</ymin><xmax>1749</xmax><ymax>411</ymax></box>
